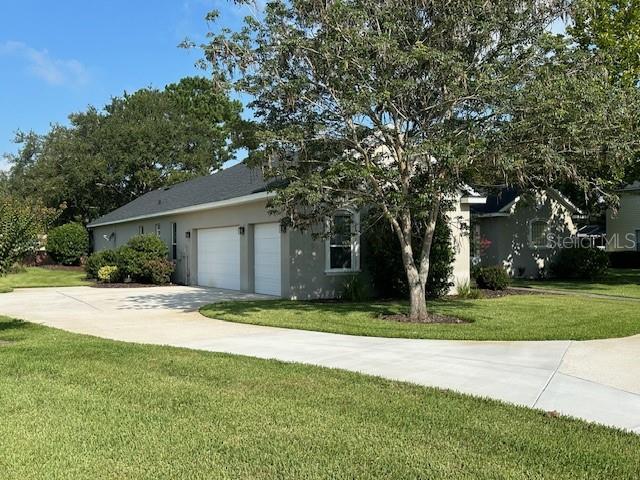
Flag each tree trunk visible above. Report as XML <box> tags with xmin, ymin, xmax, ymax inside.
<box><xmin>409</xmin><ymin>280</ymin><xmax>428</xmax><ymax>320</ymax></box>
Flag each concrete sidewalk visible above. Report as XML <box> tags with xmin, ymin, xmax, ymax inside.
<box><xmin>1</xmin><ymin>286</ymin><xmax>639</xmax><ymax>433</ymax></box>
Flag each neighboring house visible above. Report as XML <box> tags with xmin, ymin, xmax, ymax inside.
<box><xmin>606</xmin><ymin>181</ymin><xmax>640</xmax><ymax>252</ymax></box>
<box><xmin>470</xmin><ymin>188</ymin><xmax>582</xmax><ymax>278</ymax></box>
<box><xmin>87</xmin><ymin>163</ymin><xmax>484</xmax><ymax>298</ymax></box>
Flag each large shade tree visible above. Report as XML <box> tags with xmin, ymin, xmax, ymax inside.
<box><xmin>201</xmin><ymin>0</ymin><xmax>639</xmax><ymax>320</ymax></box>
<box><xmin>570</xmin><ymin>0</ymin><xmax>640</xmax><ymax>184</ymax></box>
<box><xmin>3</xmin><ymin>77</ymin><xmax>249</xmax><ymax>224</ymax></box>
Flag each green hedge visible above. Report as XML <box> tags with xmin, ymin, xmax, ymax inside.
<box><xmin>85</xmin><ymin>235</ymin><xmax>174</xmax><ymax>285</ymax></box>
<box><xmin>551</xmin><ymin>247</ymin><xmax>609</xmax><ymax>280</ymax></box>
<box><xmin>46</xmin><ymin>223</ymin><xmax>89</xmax><ymax>265</ymax></box>
<box><xmin>474</xmin><ymin>266</ymin><xmax>510</xmax><ymax>291</ymax></box>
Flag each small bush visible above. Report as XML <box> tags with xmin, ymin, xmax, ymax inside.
<box><xmin>474</xmin><ymin>266</ymin><xmax>510</xmax><ymax>291</ymax></box>
<box><xmin>126</xmin><ymin>234</ymin><xmax>169</xmax><ymax>259</ymax></box>
<box><xmin>8</xmin><ymin>263</ymin><xmax>27</xmax><ymax>274</ymax></box>
<box><xmin>117</xmin><ymin>235</ymin><xmax>169</xmax><ymax>282</ymax></box>
<box><xmin>456</xmin><ymin>279</ymin><xmax>483</xmax><ymax>299</ymax></box>
<box><xmin>97</xmin><ymin>265</ymin><xmax>120</xmax><ymax>283</ymax></box>
<box><xmin>46</xmin><ymin>223</ymin><xmax>89</xmax><ymax>265</ymax></box>
<box><xmin>341</xmin><ymin>274</ymin><xmax>371</xmax><ymax>302</ymax></box>
<box><xmin>142</xmin><ymin>258</ymin><xmax>174</xmax><ymax>285</ymax></box>
<box><xmin>85</xmin><ymin>250</ymin><xmax>121</xmax><ymax>279</ymax></box>
<box><xmin>551</xmin><ymin>247</ymin><xmax>609</xmax><ymax>280</ymax></box>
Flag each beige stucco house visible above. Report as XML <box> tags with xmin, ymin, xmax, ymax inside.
<box><xmin>471</xmin><ymin>188</ymin><xmax>582</xmax><ymax>278</ymax></box>
<box><xmin>606</xmin><ymin>182</ymin><xmax>640</xmax><ymax>252</ymax></box>
<box><xmin>88</xmin><ymin>163</ymin><xmax>483</xmax><ymax>298</ymax></box>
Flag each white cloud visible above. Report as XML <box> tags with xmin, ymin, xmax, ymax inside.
<box><xmin>0</xmin><ymin>41</ymin><xmax>89</xmax><ymax>87</ymax></box>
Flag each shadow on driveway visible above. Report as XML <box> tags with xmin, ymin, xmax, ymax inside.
<box><xmin>115</xmin><ymin>287</ymin><xmax>274</xmax><ymax>312</ymax></box>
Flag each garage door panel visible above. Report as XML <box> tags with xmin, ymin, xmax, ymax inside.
<box><xmin>254</xmin><ymin>223</ymin><xmax>281</xmax><ymax>296</ymax></box>
<box><xmin>197</xmin><ymin>227</ymin><xmax>240</xmax><ymax>290</ymax></box>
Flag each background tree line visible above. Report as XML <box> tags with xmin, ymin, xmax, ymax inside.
<box><xmin>1</xmin><ymin>76</ymin><xmax>250</xmax><ymax>225</ymax></box>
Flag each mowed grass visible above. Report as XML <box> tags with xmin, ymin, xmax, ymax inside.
<box><xmin>0</xmin><ymin>317</ymin><xmax>639</xmax><ymax>479</ymax></box>
<box><xmin>0</xmin><ymin>266</ymin><xmax>90</xmax><ymax>292</ymax></box>
<box><xmin>200</xmin><ymin>295</ymin><xmax>640</xmax><ymax>341</ymax></box>
<box><xmin>515</xmin><ymin>269</ymin><xmax>640</xmax><ymax>299</ymax></box>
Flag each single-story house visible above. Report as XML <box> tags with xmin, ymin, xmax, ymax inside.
<box><xmin>470</xmin><ymin>187</ymin><xmax>582</xmax><ymax>278</ymax></box>
<box><xmin>606</xmin><ymin>181</ymin><xmax>640</xmax><ymax>252</ymax></box>
<box><xmin>87</xmin><ymin>163</ymin><xmax>484</xmax><ymax>298</ymax></box>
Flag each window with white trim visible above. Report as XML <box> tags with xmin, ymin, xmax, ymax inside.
<box><xmin>530</xmin><ymin>219</ymin><xmax>549</xmax><ymax>247</ymax></box>
<box><xmin>325</xmin><ymin>212</ymin><xmax>360</xmax><ymax>272</ymax></box>
<box><xmin>138</xmin><ymin>225</ymin><xmax>144</xmax><ymax>235</ymax></box>
<box><xmin>155</xmin><ymin>223</ymin><xmax>161</xmax><ymax>237</ymax></box>
<box><xmin>171</xmin><ymin>223</ymin><xmax>178</xmax><ymax>260</ymax></box>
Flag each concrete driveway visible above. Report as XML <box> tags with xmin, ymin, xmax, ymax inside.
<box><xmin>1</xmin><ymin>285</ymin><xmax>639</xmax><ymax>433</ymax></box>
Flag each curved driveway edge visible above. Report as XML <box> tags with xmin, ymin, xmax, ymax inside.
<box><xmin>1</xmin><ymin>286</ymin><xmax>638</xmax><ymax>433</ymax></box>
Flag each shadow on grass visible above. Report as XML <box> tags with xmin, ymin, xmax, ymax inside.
<box><xmin>517</xmin><ymin>269</ymin><xmax>640</xmax><ymax>292</ymax></box>
<box><xmin>0</xmin><ymin>319</ymin><xmax>27</xmax><ymax>332</ymax></box>
<box><xmin>201</xmin><ymin>298</ymin><xmax>476</xmax><ymax>320</ymax></box>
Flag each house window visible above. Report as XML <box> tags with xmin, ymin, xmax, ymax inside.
<box><xmin>636</xmin><ymin>230</ymin><xmax>640</xmax><ymax>252</ymax></box>
<box><xmin>155</xmin><ymin>223</ymin><xmax>161</xmax><ymax>236</ymax></box>
<box><xmin>171</xmin><ymin>223</ymin><xmax>178</xmax><ymax>260</ymax></box>
<box><xmin>530</xmin><ymin>220</ymin><xmax>549</xmax><ymax>248</ymax></box>
<box><xmin>138</xmin><ymin>225</ymin><xmax>144</xmax><ymax>235</ymax></box>
<box><xmin>325</xmin><ymin>212</ymin><xmax>360</xmax><ymax>272</ymax></box>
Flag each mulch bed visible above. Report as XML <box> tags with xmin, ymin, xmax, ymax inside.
<box><xmin>381</xmin><ymin>313</ymin><xmax>469</xmax><ymax>324</ymax></box>
<box><xmin>91</xmin><ymin>283</ymin><xmax>175</xmax><ymax>289</ymax></box>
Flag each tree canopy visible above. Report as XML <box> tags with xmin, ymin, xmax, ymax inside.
<box><xmin>201</xmin><ymin>0</ymin><xmax>640</xmax><ymax>319</ymax></box>
<box><xmin>570</xmin><ymin>0</ymin><xmax>640</xmax><ymax>184</ymax></box>
<box><xmin>570</xmin><ymin>0</ymin><xmax>640</xmax><ymax>84</ymax></box>
<box><xmin>2</xmin><ymin>77</ymin><xmax>248</xmax><ymax>224</ymax></box>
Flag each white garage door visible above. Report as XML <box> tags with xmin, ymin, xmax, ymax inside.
<box><xmin>254</xmin><ymin>223</ymin><xmax>282</xmax><ymax>296</ymax></box>
<box><xmin>197</xmin><ymin>226</ymin><xmax>240</xmax><ymax>290</ymax></box>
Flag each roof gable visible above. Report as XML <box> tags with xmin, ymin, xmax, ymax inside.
<box><xmin>470</xmin><ymin>187</ymin><xmax>582</xmax><ymax>216</ymax></box>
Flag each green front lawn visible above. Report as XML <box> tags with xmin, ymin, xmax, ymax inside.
<box><xmin>0</xmin><ymin>266</ymin><xmax>91</xmax><ymax>292</ymax></box>
<box><xmin>0</xmin><ymin>316</ymin><xmax>638</xmax><ymax>479</ymax></box>
<box><xmin>200</xmin><ymin>295</ymin><xmax>640</xmax><ymax>341</ymax></box>
<box><xmin>514</xmin><ymin>269</ymin><xmax>640</xmax><ymax>299</ymax></box>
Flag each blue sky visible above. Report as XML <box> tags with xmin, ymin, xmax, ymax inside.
<box><xmin>0</xmin><ymin>0</ymin><xmax>252</xmax><ymax>169</ymax></box>
<box><xmin>1</xmin><ymin>3</ymin><xmax>566</xmax><ymax>171</ymax></box>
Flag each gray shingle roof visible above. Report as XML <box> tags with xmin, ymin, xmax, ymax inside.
<box><xmin>87</xmin><ymin>163</ymin><xmax>270</xmax><ymax>227</ymax></box>
<box><xmin>470</xmin><ymin>187</ymin><xmax>520</xmax><ymax>214</ymax></box>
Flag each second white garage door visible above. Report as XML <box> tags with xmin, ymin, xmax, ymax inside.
<box><xmin>197</xmin><ymin>226</ymin><xmax>240</xmax><ymax>290</ymax></box>
<box><xmin>254</xmin><ymin>223</ymin><xmax>282</xmax><ymax>296</ymax></box>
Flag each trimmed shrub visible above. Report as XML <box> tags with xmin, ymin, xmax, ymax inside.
<box><xmin>474</xmin><ymin>266</ymin><xmax>510</xmax><ymax>290</ymax></box>
<box><xmin>125</xmin><ymin>234</ymin><xmax>169</xmax><ymax>259</ymax></box>
<box><xmin>46</xmin><ymin>223</ymin><xmax>89</xmax><ymax>265</ymax></box>
<box><xmin>86</xmin><ymin>235</ymin><xmax>173</xmax><ymax>284</ymax></box>
<box><xmin>85</xmin><ymin>250</ymin><xmax>120</xmax><ymax>279</ymax></box>
<box><xmin>551</xmin><ymin>247</ymin><xmax>609</xmax><ymax>280</ymax></box>
<box><xmin>142</xmin><ymin>259</ymin><xmax>174</xmax><ymax>285</ymax></box>
<box><xmin>363</xmin><ymin>210</ymin><xmax>455</xmax><ymax>299</ymax></box>
<box><xmin>97</xmin><ymin>265</ymin><xmax>120</xmax><ymax>283</ymax></box>
<box><xmin>117</xmin><ymin>235</ymin><xmax>169</xmax><ymax>282</ymax></box>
